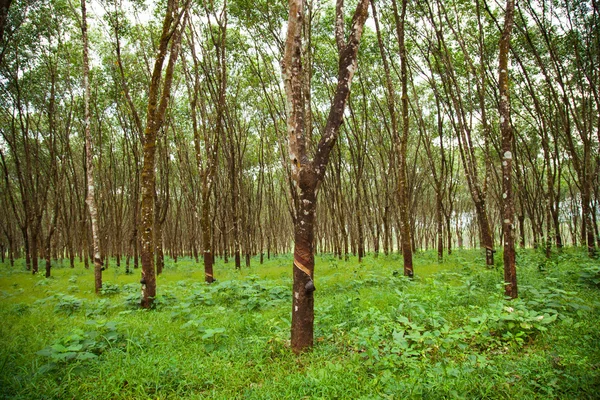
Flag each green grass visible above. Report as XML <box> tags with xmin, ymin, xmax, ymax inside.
<box><xmin>1</xmin><ymin>248</ymin><xmax>599</xmax><ymax>399</ymax></box>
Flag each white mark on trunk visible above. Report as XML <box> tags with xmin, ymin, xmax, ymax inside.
<box><xmin>294</xmin><ymin>292</ymin><xmax>299</xmax><ymax>299</ymax></box>
<box><xmin>503</xmin><ymin>151</ymin><xmax>512</xmax><ymax>160</ymax></box>
<box><xmin>294</xmin><ymin>305</ymin><xmax>298</xmax><ymax>312</ymax></box>
<box><xmin>503</xmin><ymin>193</ymin><xmax>508</xmax><ymax>199</ymax></box>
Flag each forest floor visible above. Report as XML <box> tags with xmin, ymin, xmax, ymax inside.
<box><xmin>1</xmin><ymin>248</ymin><xmax>599</xmax><ymax>399</ymax></box>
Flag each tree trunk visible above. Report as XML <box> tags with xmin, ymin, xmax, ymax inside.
<box><xmin>155</xmin><ymin>217</ymin><xmax>164</xmax><ymax>275</ymax></box>
<box><xmin>291</xmin><ymin>182</ymin><xmax>317</xmax><ymax>352</ymax></box>
<box><xmin>394</xmin><ymin>0</ymin><xmax>413</xmax><ymax>276</ymax></box>
<box><xmin>373</xmin><ymin>0</ymin><xmax>412</xmax><ymax>275</ymax></box>
<box><xmin>436</xmin><ymin>193</ymin><xmax>443</xmax><ymax>263</ymax></box>
<box><xmin>139</xmin><ymin>0</ymin><xmax>186</xmax><ymax>308</ymax></box>
<box><xmin>31</xmin><ymin>231</ymin><xmax>38</xmax><ymax>274</ymax></box>
<box><xmin>499</xmin><ymin>0</ymin><xmax>517</xmax><ymax>299</ymax></box>
<box><xmin>283</xmin><ymin>0</ymin><xmax>370</xmax><ymax>353</ymax></box>
<box><xmin>81</xmin><ymin>0</ymin><xmax>103</xmax><ymax>293</ymax></box>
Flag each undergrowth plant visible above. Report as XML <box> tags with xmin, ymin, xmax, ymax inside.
<box><xmin>0</xmin><ymin>250</ymin><xmax>598</xmax><ymax>399</ymax></box>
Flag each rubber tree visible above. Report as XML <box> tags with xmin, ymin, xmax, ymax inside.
<box><xmin>499</xmin><ymin>0</ymin><xmax>517</xmax><ymax>299</ymax></box>
<box><xmin>140</xmin><ymin>0</ymin><xmax>188</xmax><ymax>308</ymax></box>
<box><xmin>80</xmin><ymin>0</ymin><xmax>103</xmax><ymax>292</ymax></box>
<box><xmin>371</xmin><ymin>0</ymin><xmax>413</xmax><ymax>276</ymax></box>
<box><xmin>282</xmin><ymin>0</ymin><xmax>370</xmax><ymax>353</ymax></box>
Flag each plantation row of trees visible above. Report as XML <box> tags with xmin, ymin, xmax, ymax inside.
<box><xmin>0</xmin><ymin>0</ymin><xmax>598</xmax><ymax>350</ymax></box>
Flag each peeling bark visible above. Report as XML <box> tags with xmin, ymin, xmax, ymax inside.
<box><xmin>283</xmin><ymin>0</ymin><xmax>370</xmax><ymax>353</ymax></box>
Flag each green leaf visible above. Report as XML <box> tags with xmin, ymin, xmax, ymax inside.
<box><xmin>36</xmin><ymin>348</ymin><xmax>53</xmax><ymax>357</ymax></box>
<box><xmin>76</xmin><ymin>352</ymin><xmax>98</xmax><ymax>360</ymax></box>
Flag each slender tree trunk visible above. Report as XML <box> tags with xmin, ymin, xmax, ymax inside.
<box><xmin>373</xmin><ymin>0</ymin><xmax>412</xmax><ymax>275</ymax></box>
<box><xmin>499</xmin><ymin>0</ymin><xmax>517</xmax><ymax>299</ymax></box>
<box><xmin>81</xmin><ymin>0</ymin><xmax>103</xmax><ymax>293</ymax></box>
<box><xmin>44</xmin><ymin>200</ymin><xmax>59</xmax><ymax>278</ymax></box>
<box><xmin>140</xmin><ymin>0</ymin><xmax>186</xmax><ymax>308</ymax></box>
<box><xmin>436</xmin><ymin>194</ymin><xmax>443</xmax><ymax>262</ymax></box>
<box><xmin>394</xmin><ymin>0</ymin><xmax>413</xmax><ymax>276</ymax></box>
<box><xmin>155</xmin><ymin>216</ymin><xmax>164</xmax><ymax>275</ymax></box>
<box><xmin>31</xmin><ymin>231</ymin><xmax>38</xmax><ymax>274</ymax></box>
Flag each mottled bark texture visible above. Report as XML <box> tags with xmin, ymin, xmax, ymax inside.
<box><xmin>81</xmin><ymin>0</ymin><xmax>103</xmax><ymax>293</ymax></box>
<box><xmin>140</xmin><ymin>0</ymin><xmax>187</xmax><ymax>308</ymax></box>
<box><xmin>393</xmin><ymin>0</ymin><xmax>413</xmax><ymax>277</ymax></box>
<box><xmin>499</xmin><ymin>0</ymin><xmax>517</xmax><ymax>299</ymax></box>
<box><xmin>282</xmin><ymin>0</ymin><xmax>370</xmax><ymax>353</ymax></box>
<box><xmin>372</xmin><ymin>0</ymin><xmax>413</xmax><ymax>276</ymax></box>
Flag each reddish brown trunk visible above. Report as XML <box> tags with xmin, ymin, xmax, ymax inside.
<box><xmin>291</xmin><ymin>180</ymin><xmax>317</xmax><ymax>351</ymax></box>
<box><xmin>283</xmin><ymin>0</ymin><xmax>370</xmax><ymax>353</ymax></box>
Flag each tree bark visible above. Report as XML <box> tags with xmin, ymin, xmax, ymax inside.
<box><xmin>140</xmin><ymin>0</ymin><xmax>186</xmax><ymax>308</ymax></box>
<box><xmin>283</xmin><ymin>0</ymin><xmax>370</xmax><ymax>353</ymax></box>
<box><xmin>499</xmin><ymin>0</ymin><xmax>517</xmax><ymax>299</ymax></box>
<box><xmin>81</xmin><ymin>0</ymin><xmax>103</xmax><ymax>293</ymax></box>
<box><xmin>372</xmin><ymin>0</ymin><xmax>413</xmax><ymax>275</ymax></box>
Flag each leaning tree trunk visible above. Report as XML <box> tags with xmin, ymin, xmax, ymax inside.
<box><xmin>139</xmin><ymin>0</ymin><xmax>186</xmax><ymax>308</ymax></box>
<box><xmin>283</xmin><ymin>0</ymin><xmax>370</xmax><ymax>353</ymax></box>
<box><xmin>499</xmin><ymin>0</ymin><xmax>517</xmax><ymax>299</ymax></box>
<box><xmin>81</xmin><ymin>0</ymin><xmax>103</xmax><ymax>293</ymax></box>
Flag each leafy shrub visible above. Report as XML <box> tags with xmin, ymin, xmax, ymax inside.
<box><xmin>122</xmin><ymin>283</ymin><xmax>139</xmax><ymax>293</ymax></box>
<box><xmin>36</xmin><ymin>320</ymin><xmax>124</xmax><ymax>373</ymax></box>
<box><xmin>86</xmin><ymin>298</ymin><xmax>113</xmax><ymax>317</ymax></box>
<box><xmin>67</xmin><ymin>285</ymin><xmax>80</xmax><ymax>293</ymax></box>
<box><xmin>169</xmin><ymin>302</ymin><xmax>194</xmax><ymax>321</ymax></box>
<box><xmin>123</xmin><ymin>293</ymin><xmax>140</xmax><ymax>309</ymax></box>
<box><xmin>208</xmin><ymin>276</ymin><xmax>290</xmax><ymax>311</ymax></box>
<box><xmin>100</xmin><ymin>282</ymin><xmax>121</xmax><ymax>295</ymax></box>
<box><xmin>49</xmin><ymin>294</ymin><xmax>83</xmax><ymax>315</ymax></box>
<box><xmin>189</xmin><ymin>289</ymin><xmax>215</xmax><ymax>306</ymax></box>
<box><xmin>579</xmin><ymin>265</ymin><xmax>600</xmax><ymax>288</ymax></box>
<box><xmin>9</xmin><ymin>303</ymin><xmax>30</xmax><ymax>316</ymax></box>
<box><xmin>469</xmin><ymin>300</ymin><xmax>558</xmax><ymax>346</ymax></box>
<box><xmin>154</xmin><ymin>291</ymin><xmax>178</xmax><ymax>310</ymax></box>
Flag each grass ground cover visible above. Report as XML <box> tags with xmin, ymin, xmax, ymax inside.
<box><xmin>1</xmin><ymin>248</ymin><xmax>599</xmax><ymax>399</ymax></box>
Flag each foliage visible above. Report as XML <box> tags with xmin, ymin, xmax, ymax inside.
<box><xmin>0</xmin><ymin>250</ymin><xmax>599</xmax><ymax>399</ymax></box>
<box><xmin>579</xmin><ymin>265</ymin><xmax>600</xmax><ymax>288</ymax></box>
<box><xmin>35</xmin><ymin>320</ymin><xmax>124</xmax><ymax>374</ymax></box>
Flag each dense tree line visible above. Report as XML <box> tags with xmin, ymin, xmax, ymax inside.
<box><xmin>0</xmin><ymin>0</ymin><xmax>598</xmax><ymax>349</ymax></box>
